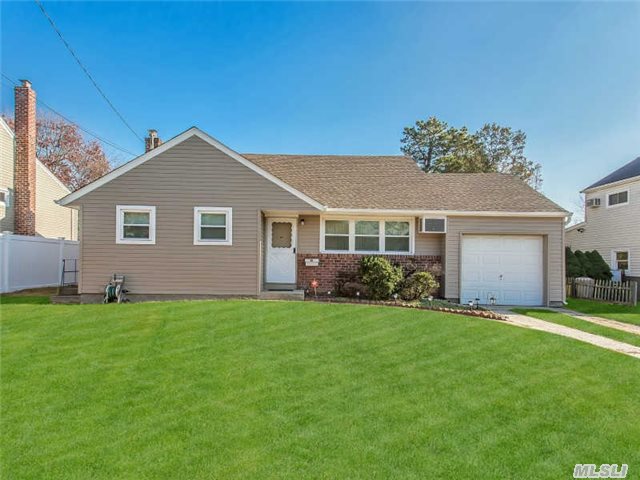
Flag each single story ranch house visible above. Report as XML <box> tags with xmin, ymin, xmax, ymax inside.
<box><xmin>59</xmin><ymin>127</ymin><xmax>569</xmax><ymax>306</ymax></box>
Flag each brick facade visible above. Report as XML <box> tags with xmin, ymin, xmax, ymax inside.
<box><xmin>14</xmin><ymin>80</ymin><xmax>37</xmax><ymax>236</ymax></box>
<box><xmin>297</xmin><ymin>253</ymin><xmax>442</xmax><ymax>293</ymax></box>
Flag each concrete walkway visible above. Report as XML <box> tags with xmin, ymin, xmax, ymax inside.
<box><xmin>557</xmin><ymin>308</ymin><xmax>640</xmax><ymax>336</ymax></box>
<box><xmin>495</xmin><ymin>309</ymin><xmax>640</xmax><ymax>359</ymax></box>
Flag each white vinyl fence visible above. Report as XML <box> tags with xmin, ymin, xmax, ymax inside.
<box><xmin>0</xmin><ymin>232</ymin><xmax>79</xmax><ymax>293</ymax></box>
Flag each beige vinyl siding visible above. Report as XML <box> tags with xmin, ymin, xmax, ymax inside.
<box><xmin>0</xmin><ymin>124</ymin><xmax>15</xmax><ymax>232</ymax></box>
<box><xmin>298</xmin><ymin>215</ymin><xmax>321</xmax><ymax>254</ymax></box>
<box><xmin>74</xmin><ymin>136</ymin><xmax>316</xmax><ymax>295</ymax></box>
<box><xmin>445</xmin><ymin>216</ymin><xmax>565</xmax><ymax>305</ymax></box>
<box><xmin>566</xmin><ymin>180</ymin><xmax>640</xmax><ymax>277</ymax></box>
<box><xmin>35</xmin><ymin>161</ymin><xmax>77</xmax><ymax>240</ymax></box>
<box><xmin>296</xmin><ymin>215</ymin><xmax>444</xmax><ymax>256</ymax></box>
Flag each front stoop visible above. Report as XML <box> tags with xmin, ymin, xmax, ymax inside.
<box><xmin>259</xmin><ymin>290</ymin><xmax>305</xmax><ymax>301</ymax></box>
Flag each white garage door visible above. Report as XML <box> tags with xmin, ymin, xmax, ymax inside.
<box><xmin>461</xmin><ymin>235</ymin><xmax>544</xmax><ymax>306</ymax></box>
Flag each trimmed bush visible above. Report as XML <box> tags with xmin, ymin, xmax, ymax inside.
<box><xmin>585</xmin><ymin>250</ymin><xmax>612</xmax><ymax>280</ymax></box>
<box><xmin>359</xmin><ymin>256</ymin><xmax>403</xmax><ymax>300</ymax></box>
<box><xmin>399</xmin><ymin>271</ymin><xmax>439</xmax><ymax>301</ymax></box>
<box><xmin>566</xmin><ymin>248</ymin><xmax>612</xmax><ymax>281</ymax></box>
<box><xmin>566</xmin><ymin>247</ymin><xmax>585</xmax><ymax>278</ymax></box>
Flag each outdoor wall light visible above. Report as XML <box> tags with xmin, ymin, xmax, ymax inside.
<box><xmin>300</xmin><ymin>218</ymin><xmax>305</xmax><ymax>226</ymax></box>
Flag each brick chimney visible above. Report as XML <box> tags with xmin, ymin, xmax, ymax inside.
<box><xmin>14</xmin><ymin>79</ymin><xmax>37</xmax><ymax>236</ymax></box>
<box><xmin>145</xmin><ymin>129</ymin><xmax>162</xmax><ymax>152</ymax></box>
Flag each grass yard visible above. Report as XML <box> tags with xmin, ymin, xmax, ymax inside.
<box><xmin>513</xmin><ymin>308</ymin><xmax>640</xmax><ymax>348</ymax></box>
<box><xmin>566</xmin><ymin>298</ymin><xmax>640</xmax><ymax>326</ymax></box>
<box><xmin>2</xmin><ymin>300</ymin><xmax>639</xmax><ymax>479</ymax></box>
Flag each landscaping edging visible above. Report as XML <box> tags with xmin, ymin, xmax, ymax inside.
<box><xmin>305</xmin><ymin>296</ymin><xmax>507</xmax><ymax>321</ymax></box>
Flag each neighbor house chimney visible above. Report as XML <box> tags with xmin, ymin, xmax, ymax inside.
<box><xmin>145</xmin><ymin>129</ymin><xmax>162</xmax><ymax>152</ymax></box>
<box><xmin>14</xmin><ymin>79</ymin><xmax>37</xmax><ymax>236</ymax></box>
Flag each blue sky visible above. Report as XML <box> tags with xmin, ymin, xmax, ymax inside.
<box><xmin>2</xmin><ymin>1</ymin><xmax>639</xmax><ymax>216</ymax></box>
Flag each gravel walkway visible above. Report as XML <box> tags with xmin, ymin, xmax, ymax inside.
<box><xmin>495</xmin><ymin>309</ymin><xmax>640</xmax><ymax>359</ymax></box>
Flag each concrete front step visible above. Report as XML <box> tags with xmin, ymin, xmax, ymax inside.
<box><xmin>258</xmin><ymin>290</ymin><xmax>305</xmax><ymax>301</ymax></box>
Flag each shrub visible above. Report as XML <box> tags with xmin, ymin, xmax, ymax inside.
<box><xmin>566</xmin><ymin>248</ymin><xmax>612</xmax><ymax>281</ymax></box>
<box><xmin>585</xmin><ymin>250</ymin><xmax>612</xmax><ymax>280</ymax></box>
<box><xmin>566</xmin><ymin>247</ymin><xmax>585</xmax><ymax>278</ymax></box>
<box><xmin>399</xmin><ymin>271</ymin><xmax>439</xmax><ymax>301</ymax></box>
<box><xmin>341</xmin><ymin>281</ymin><xmax>369</xmax><ymax>298</ymax></box>
<box><xmin>359</xmin><ymin>256</ymin><xmax>403</xmax><ymax>300</ymax></box>
<box><xmin>334</xmin><ymin>270</ymin><xmax>358</xmax><ymax>296</ymax></box>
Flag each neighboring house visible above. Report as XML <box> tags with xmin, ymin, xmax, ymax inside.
<box><xmin>59</xmin><ymin>127</ymin><xmax>568</xmax><ymax>306</ymax></box>
<box><xmin>0</xmin><ymin>81</ymin><xmax>77</xmax><ymax>240</ymax></box>
<box><xmin>566</xmin><ymin>156</ymin><xmax>640</xmax><ymax>283</ymax></box>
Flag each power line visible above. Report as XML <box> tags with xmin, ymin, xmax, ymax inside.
<box><xmin>2</xmin><ymin>73</ymin><xmax>137</xmax><ymax>157</ymax></box>
<box><xmin>33</xmin><ymin>0</ymin><xmax>143</xmax><ymax>143</ymax></box>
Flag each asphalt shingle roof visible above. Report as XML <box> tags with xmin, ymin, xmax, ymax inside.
<box><xmin>585</xmin><ymin>156</ymin><xmax>640</xmax><ymax>190</ymax></box>
<box><xmin>243</xmin><ymin>153</ymin><xmax>566</xmax><ymax>213</ymax></box>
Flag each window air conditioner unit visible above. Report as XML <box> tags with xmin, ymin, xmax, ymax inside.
<box><xmin>420</xmin><ymin>217</ymin><xmax>447</xmax><ymax>233</ymax></box>
<box><xmin>586</xmin><ymin>198</ymin><xmax>601</xmax><ymax>208</ymax></box>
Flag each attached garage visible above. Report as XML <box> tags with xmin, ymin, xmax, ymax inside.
<box><xmin>460</xmin><ymin>235</ymin><xmax>544</xmax><ymax>306</ymax></box>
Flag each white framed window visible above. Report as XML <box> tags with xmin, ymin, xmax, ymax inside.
<box><xmin>194</xmin><ymin>207</ymin><xmax>232</xmax><ymax>245</ymax></box>
<box><xmin>612</xmin><ymin>250</ymin><xmax>630</xmax><ymax>271</ymax></box>
<box><xmin>320</xmin><ymin>217</ymin><xmax>414</xmax><ymax>254</ymax></box>
<box><xmin>0</xmin><ymin>188</ymin><xmax>8</xmax><ymax>206</ymax></box>
<box><xmin>355</xmin><ymin>220</ymin><xmax>380</xmax><ymax>252</ymax></box>
<box><xmin>607</xmin><ymin>190</ymin><xmax>629</xmax><ymax>208</ymax></box>
<box><xmin>116</xmin><ymin>205</ymin><xmax>156</xmax><ymax>244</ymax></box>
<box><xmin>324</xmin><ymin>220</ymin><xmax>350</xmax><ymax>251</ymax></box>
<box><xmin>384</xmin><ymin>221</ymin><xmax>411</xmax><ymax>253</ymax></box>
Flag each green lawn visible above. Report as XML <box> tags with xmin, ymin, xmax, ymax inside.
<box><xmin>566</xmin><ymin>298</ymin><xmax>640</xmax><ymax>326</ymax></box>
<box><xmin>2</xmin><ymin>300</ymin><xmax>639</xmax><ymax>479</ymax></box>
<box><xmin>513</xmin><ymin>308</ymin><xmax>640</xmax><ymax>348</ymax></box>
<box><xmin>0</xmin><ymin>295</ymin><xmax>51</xmax><ymax>305</ymax></box>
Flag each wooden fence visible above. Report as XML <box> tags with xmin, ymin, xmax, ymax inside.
<box><xmin>566</xmin><ymin>277</ymin><xmax>638</xmax><ymax>306</ymax></box>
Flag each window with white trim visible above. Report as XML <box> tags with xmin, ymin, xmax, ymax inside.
<box><xmin>324</xmin><ymin>220</ymin><xmax>350</xmax><ymax>251</ymax></box>
<box><xmin>613</xmin><ymin>250</ymin><xmax>629</xmax><ymax>271</ymax></box>
<box><xmin>194</xmin><ymin>207</ymin><xmax>232</xmax><ymax>245</ymax></box>
<box><xmin>384</xmin><ymin>221</ymin><xmax>410</xmax><ymax>252</ymax></box>
<box><xmin>322</xmin><ymin>218</ymin><xmax>413</xmax><ymax>254</ymax></box>
<box><xmin>355</xmin><ymin>220</ymin><xmax>380</xmax><ymax>252</ymax></box>
<box><xmin>116</xmin><ymin>206</ymin><xmax>156</xmax><ymax>244</ymax></box>
<box><xmin>608</xmin><ymin>190</ymin><xmax>629</xmax><ymax>207</ymax></box>
<box><xmin>0</xmin><ymin>188</ymin><xmax>8</xmax><ymax>206</ymax></box>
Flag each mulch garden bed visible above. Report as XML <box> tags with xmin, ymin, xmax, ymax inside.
<box><xmin>304</xmin><ymin>295</ymin><xmax>507</xmax><ymax>321</ymax></box>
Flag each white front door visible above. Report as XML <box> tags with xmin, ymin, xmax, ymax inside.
<box><xmin>461</xmin><ymin>235</ymin><xmax>544</xmax><ymax>306</ymax></box>
<box><xmin>266</xmin><ymin>218</ymin><xmax>297</xmax><ymax>284</ymax></box>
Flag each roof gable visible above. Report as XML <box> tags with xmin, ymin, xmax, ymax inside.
<box><xmin>58</xmin><ymin>127</ymin><xmax>325</xmax><ymax>209</ymax></box>
<box><xmin>585</xmin><ymin>156</ymin><xmax>640</xmax><ymax>191</ymax></box>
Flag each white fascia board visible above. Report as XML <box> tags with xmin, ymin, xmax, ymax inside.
<box><xmin>582</xmin><ymin>175</ymin><xmax>640</xmax><ymax>194</ymax></box>
<box><xmin>36</xmin><ymin>160</ymin><xmax>71</xmax><ymax>193</ymax></box>
<box><xmin>565</xmin><ymin>221</ymin><xmax>586</xmax><ymax>232</ymax></box>
<box><xmin>0</xmin><ymin>117</ymin><xmax>14</xmax><ymax>138</ymax></box>
<box><xmin>324</xmin><ymin>208</ymin><xmax>569</xmax><ymax>218</ymax></box>
<box><xmin>58</xmin><ymin>127</ymin><xmax>326</xmax><ymax>211</ymax></box>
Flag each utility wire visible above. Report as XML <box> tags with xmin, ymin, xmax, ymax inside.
<box><xmin>33</xmin><ymin>0</ymin><xmax>143</xmax><ymax>143</ymax></box>
<box><xmin>2</xmin><ymin>73</ymin><xmax>137</xmax><ymax>157</ymax></box>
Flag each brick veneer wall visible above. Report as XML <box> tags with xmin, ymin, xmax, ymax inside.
<box><xmin>297</xmin><ymin>253</ymin><xmax>442</xmax><ymax>293</ymax></box>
